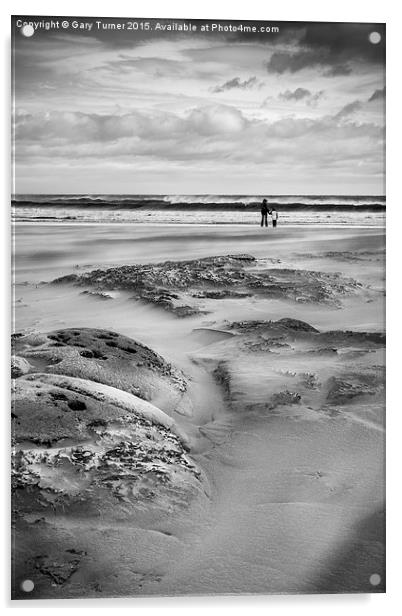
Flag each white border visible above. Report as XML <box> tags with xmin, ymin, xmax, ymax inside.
<box><xmin>2</xmin><ymin>1</ymin><xmax>400</xmax><ymax>614</ymax></box>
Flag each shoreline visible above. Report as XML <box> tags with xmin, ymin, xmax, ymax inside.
<box><xmin>12</xmin><ymin>221</ymin><xmax>386</xmax><ymax>229</ymax></box>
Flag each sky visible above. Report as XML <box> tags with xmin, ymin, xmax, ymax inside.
<box><xmin>12</xmin><ymin>18</ymin><xmax>385</xmax><ymax>195</ymax></box>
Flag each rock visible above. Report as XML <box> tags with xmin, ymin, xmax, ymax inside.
<box><xmin>51</xmin><ymin>254</ymin><xmax>370</xmax><ymax>315</ymax></box>
<box><xmin>325</xmin><ymin>374</ymin><xmax>381</xmax><ymax>405</ymax></box>
<box><xmin>137</xmin><ymin>289</ymin><xmax>204</xmax><ymax>317</ymax></box>
<box><xmin>80</xmin><ymin>290</ymin><xmax>116</xmax><ymax>300</ymax></box>
<box><xmin>322</xmin><ymin>330</ymin><xmax>385</xmax><ymax>346</ymax></box>
<box><xmin>11</xmin><ymin>334</ymin><xmax>209</xmax><ymax>599</ymax></box>
<box><xmin>267</xmin><ymin>390</ymin><xmax>302</xmax><ymax>410</ymax></box>
<box><xmin>229</xmin><ymin>318</ymin><xmax>317</xmax><ymax>334</ymax></box>
<box><xmin>228</xmin><ymin>319</ymin><xmax>385</xmax><ymax>355</ymax></box>
<box><xmin>296</xmin><ymin>249</ymin><xmax>385</xmax><ymax>263</ymax></box>
<box><xmin>228</xmin><ymin>319</ymin><xmax>317</xmax><ymax>353</ymax></box>
<box><xmin>12</xmin><ymin>327</ymin><xmax>192</xmax><ymax>417</ymax></box>
<box><xmin>12</xmin><ymin>373</ymin><xmax>205</xmax><ymax>519</ymax></box>
<box><xmin>298</xmin><ymin>372</ymin><xmax>320</xmax><ymax>390</ymax></box>
<box><xmin>30</xmin><ymin>552</ymin><xmax>84</xmax><ymax>585</ymax></box>
<box><xmin>192</xmin><ymin>319</ymin><xmax>385</xmax><ymax>420</ymax></box>
<box><xmin>12</xmin><ymin>372</ymin><xmax>189</xmax><ymax>445</ymax></box>
<box><xmin>275</xmin><ymin>318</ymin><xmax>319</xmax><ymax>333</ymax></box>
<box><xmin>192</xmin><ymin>290</ymin><xmax>252</xmax><ymax>300</ymax></box>
<box><xmin>11</xmin><ymin>356</ymin><xmax>31</xmax><ymax>378</ymax></box>
<box><xmin>212</xmin><ymin>362</ymin><xmax>232</xmax><ymax>398</ymax></box>
<box><xmin>305</xmin><ymin>347</ymin><xmax>338</xmax><ymax>356</ymax></box>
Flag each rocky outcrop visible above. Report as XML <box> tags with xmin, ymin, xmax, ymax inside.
<box><xmin>192</xmin><ymin>318</ymin><xmax>385</xmax><ymax>420</ymax></box>
<box><xmin>52</xmin><ymin>254</ymin><xmax>369</xmax><ymax>315</ymax></box>
<box><xmin>11</xmin><ymin>356</ymin><xmax>31</xmax><ymax>379</ymax></box>
<box><xmin>228</xmin><ymin>319</ymin><xmax>385</xmax><ymax>355</ymax></box>
<box><xmin>12</xmin><ymin>373</ymin><xmax>202</xmax><ymax>516</ymax></box>
<box><xmin>12</xmin><ymin>327</ymin><xmax>191</xmax><ymax>417</ymax></box>
<box><xmin>11</xmin><ymin>329</ymin><xmax>207</xmax><ymax>597</ymax></box>
<box><xmin>325</xmin><ymin>372</ymin><xmax>383</xmax><ymax>405</ymax></box>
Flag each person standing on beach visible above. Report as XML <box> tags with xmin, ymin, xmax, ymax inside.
<box><xmin>260</xmin><ymin>199</ymin><xmax>269</xmax><ymax>227</ymax></box>
<box><xmin>271</xmin><ymin>208</ymin><xmax>279</xmax><ymax>228</ymax></box>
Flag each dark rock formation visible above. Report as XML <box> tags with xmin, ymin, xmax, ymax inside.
<box><xmin>325</xmin><ymin>372</ymin><xmax>383</xmax><ymax>405</ymax></box>
<box><xmin>52</xmin><ymin>254</ymin><xmax>369</xmax><ymax>316</ymax></box>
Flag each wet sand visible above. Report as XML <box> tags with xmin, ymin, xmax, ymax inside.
<box><xmin>12</xmin><ymin>224</ymin><xmax>385</xmax><ymax>598</ymax></box>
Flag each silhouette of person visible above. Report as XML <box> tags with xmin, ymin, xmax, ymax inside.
<box><xmin>271</xmin><ymin>208</ymin><xmax>278</xmax><ymax>228</ymax></box>
<box><xmin>260</xmin><ymin>199</ymin><xmax>268</xmax><ymax>227</ymax></box>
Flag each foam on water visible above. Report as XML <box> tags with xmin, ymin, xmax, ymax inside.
<box><xmin>12</xmin><ymin>193</ymin><xmax>386</xmax><ymax>226</ymax></box>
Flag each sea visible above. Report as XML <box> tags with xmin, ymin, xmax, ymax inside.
<box><xmin>11</xmin><ymin>194</ymin><xmax>386</xmax><ymax>226</ymax></box>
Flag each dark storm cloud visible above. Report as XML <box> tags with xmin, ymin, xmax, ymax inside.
<box><xmin>323</xmin><ymin>64</ymin><xmax>353</xmax><ymax>77</ymax></box>
<box><xmin>265</xmin><ymin>49</ymin><xmax>357</xmax><ymax>76</ymax></box>
<box><xmin>212</xmin><ymin>76</ymin><xmax>258</xmax><ymax>93</ymax></box>
<box><xmin>368</xmin><ymin>86</ymin><xmax>386</xmax><ymax>102</ymax></box>
<box><xmin>266</xmin><ymin>50</ymin><xmax>351</xmax><ymax>76</ymax></box>
<box><xmin>13</xmin><ymin>16</ymin><xmax>385</xmax><ymax>57</ymax></box>
<box><xmin>301</xmin><ymin>23</ymin><xmax>385</xmax><ymax>62</ymax></box>
<box><xmin>266</xmin><ymin>51</ymin><xmax>333</xmax><ymax>75</ymax></box>
<box><xmin>265</xmin><ymin>22</ymin><xmax>385</xmax><ymax>75</ymax></box>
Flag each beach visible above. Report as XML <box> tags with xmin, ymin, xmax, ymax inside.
<box><xmin>12</xmin><ymin>222</ymin><xmax>385</xmax><ymax>598</ymax></box>
<box><xmin>11</xmin><ymin>12</ymin><xmax>387</xmax><ymax>600</ymax></box>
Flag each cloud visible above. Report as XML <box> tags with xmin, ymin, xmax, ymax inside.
<box><xmin>265</xmin><ymin>23</ymin><xmax>385</xmax><ymax>76</ymax></box>
<box><xmin>11</xmin><ymin>20</ymin><xmax>385</xmax><ymax>193</ymax></box>
<box><xmin>279</xmin><ymin>87</ymin><xmax>311</xmax><ymax>101</ymax></box>
<box><xmin>266</xmin><ymin>50</ymin><xmax>352</xmax><ymax>76</ymax></box>
<box><xmin>278</xmin><ymin>87</ymin><xmax>324</xmax><ymax>106</ymax></box>
<box><xmin>186</xmin><ymin>104</ymin><xmax>247</xmax><ymax>134</ymax></box>
<box><xmin>323</xmin><ymin>64</ymin><xmax>353</xmax><ymax>77</ymax></box>
<box><xmin>368</xmin><ymin>86</ymin><xmax>386</xmax><ymax>102</ymax></box>
<box><xmin>14</xmin><ymin>103</ymin><xmax>383</xmax><ymax>168</ymax></box>
<box><xmin>212</xmin><ymin>76</ymin><xmax>258</xmax><ymax>93</ymax></box>
<box><xmin>335</xmin><ymin>100</ymin><xmax>364</xmax><ymax>119</ymax></box>
<box><xmin>300</xmin><ymin>23</ymin><xmax>385</xmax><ymax>63</ymax></box>
<box><xmin>14</xmin><ymin>104</ymin><xmax>248</xmax><ymax>148</ymax></box>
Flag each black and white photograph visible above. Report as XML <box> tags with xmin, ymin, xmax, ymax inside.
<box><xmin>11</xmin><ymin>13</ymin><xmax>385</xmax><ymax>600</ymax></box>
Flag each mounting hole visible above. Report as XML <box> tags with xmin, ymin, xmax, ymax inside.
<box><xmin>21</xmin><ymin>579</ymin><xmax>35</xmax><ymax>592</ymax></box>
<box><xmin>21</xmin><ymin>24</ymin><xmax>35</xmax><ymax>37</ymax></box>
<box><xmin>369</xmin><ymin>573</ymin><xmax>381</xmax><ymax>586</ymax></box>
<box><xmin>369</xmin><ymin>32</ymin><xmax>381</xmax><ymax>45</ymax></box>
